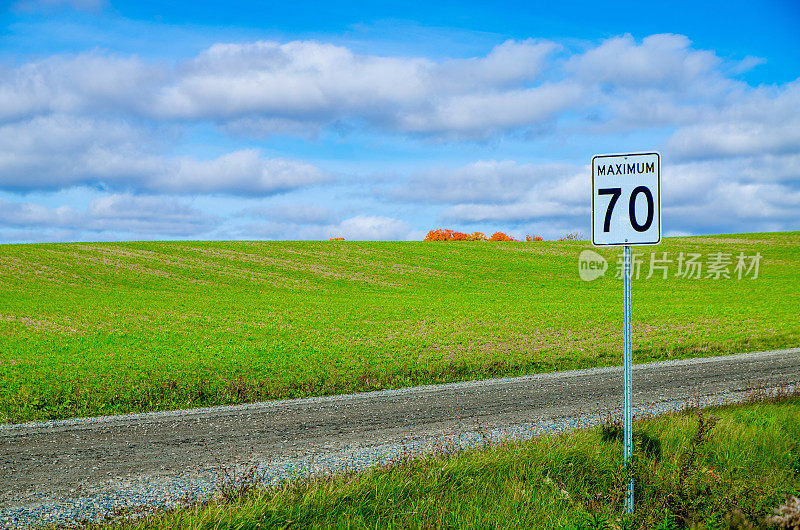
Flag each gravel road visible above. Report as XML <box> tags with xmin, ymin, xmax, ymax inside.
<box><xmin>2</xmin><ymin>347</ymin><xmax>799</xmax><ymax>527</ymax></box>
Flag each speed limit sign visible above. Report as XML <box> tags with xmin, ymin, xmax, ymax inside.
<box><xmin>591</xmin><ymin>152</ymin><xmax>660</xmax><ymax>246</ymax></box>
<box><xmin>590</xmin><ymin>150</ymin><xmax>661</xmax><ymax>512</ymax></box>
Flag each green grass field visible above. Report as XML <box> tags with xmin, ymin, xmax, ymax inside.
<box><xmin>115</xmin><ymin>397</ymin><xmax>800</xmax><ymax>529</ymax></box>
<box><xmin>1</xmin><ymin>232</ymin><xmax>798</xmax><ymax>423</ymax></box>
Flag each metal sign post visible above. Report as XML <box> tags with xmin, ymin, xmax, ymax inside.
<box><xmin>591</xmin><ymin>152</ymin><xmax>661</xmax><ymax>514</ymax></box>
<box><xmin>622</xmin><ymin>244</ymin><xmax>633</xmax><ymax>512</ymax></box>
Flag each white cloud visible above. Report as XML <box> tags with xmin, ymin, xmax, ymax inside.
<box><xmin>0</xmin><ymin>54</ymin><xmax>156</xmax><ymax>122</ymax></box>
<box><xmin>670</xmin><ymin>122</ymin><xmax>800</xmax><ymax>158</ymax></box>
<box><xmin>237</xmin><ymin>214</ymin><xmax>412</xmax><ymax>241</ymax></box>
<box><xmin>665</xmin><ymin>81</ymin><xmax>800</xmax><ymax>160</ymax></box>
<box><xmin>427</xmin><ymin>152</ymin><xmax>800</xmax><ymax>236</ymax></box>
<box><xmin>241</xmin><ymin>203</ymin><xmax>334</xmax><ymax>224</ymax></box>
<box><xmin>659</xmin><ymin>153</ymin><xmax>800</xmax><ymax>233</ymax></box>
<box><xmin>0</xmin><ymin>194</ymin><xmax>218</xmax><ymax>237</ymax></box>
<box><xmin>1</xmin><ymin>32</ymin><xmax>799</xmax><ymax>241</ymax></box>
<box><xmin>150</xmin><ymin>39</ymin><xmax>564</xmax><ymax>136</ymax></box>
<box><xmin>0</xmin><ymin>116</ymin><xmax>329</xmax><ymax>194</ymax></box>
<box><xmin>163</xmin><ymin>150</ymin><xmax>328</xmax><ymax>195</ymax></box>
<box><xmin>0</xmin><ymin>39</ymin><xmax>566</xmax><ymax>137</ymax></box>
<box><xmin>440</xmin><ymin>200</ymin><xmax>583</xmax><ymax>224</ymax></box>
<box><xmin>2</xmin><ymin>34</ymin><xmax>793</xmax><ymax>142</ymax></box>
<box><xmin>434</xmin><ymin>162</ymin><xmax>587</xmax><ymax>223</ymax></box>
<box><xmin>0</xmin><ymin>200</ymin><xmax>79</xmax><ymax>228</ymax></box>
<box><xmin>728</xmin><ymin>55</ymin><xmax>766</xmax><ymax>75</ymax></box>
<box><xmin>387</xmin><ymin>160</ymin><xmax>578</xmax><ymax>204</ymax></box>
<box><xmin>336</xmin><ymin>215</ymin><xmax>410</xmax><ymax>240</ymax></box>
<box><xmin>567</xmin><ymin>34</ymin><xmax>720</xmax><ymax>88</ymax></box>
<box><xmin>152</xmin><ymin>40</ymin><xmax>430</xmax><ymax>122</ymax></box>
<box><xmin>564</xmin><ymin>34</ymin><xmax>754</xmax><ymax>133</ymax></box>
<box><xmin>395</xmin><ymin>83</ymin><xmax>584</xmax><ymax>137</ymax></box>
<box><xmin>664</xmin><ymin>182</ymin><xmax>800</xmax><ymax>234</ymax></box>
<box><xmin>713</xmin><ymin>182</ymin><xmax>800</xmax><ymax>220</ymax></box>
<box><xmin>433</xmin><ymin>39</ymin><xmax>559</xmax><ymax>91</ymax></box>
<box><xmin>85</xmin><ymin>194</ymin><xmax>219</xmax><ymax>234</ymax></box>
<box><xmin>0</xmin><ymin>115</ymin><xmax>152</xmax><ymax>190</ymax></box>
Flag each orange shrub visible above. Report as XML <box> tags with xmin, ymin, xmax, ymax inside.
<box><xmin>489</xmin><ymin>232</ymin><xmax>516</xmax><ymax>241</ymax></box>
<box><xmin>424</xmin><ymin>229</ymin><xmax>454</xmax><ymax>241</ymax></box>
<box><xmin>329</xmin><ymin>237</ymin><xmax>345</xmax><ymax>241</ymax></box>
<box><xmin>425</xmin><ymin>229</ymin><xmax>516</xmax><ymax>241</ymax></box>
<box><xmin>525</xmin><ymin>234</ymin><xmax>543</xmax><ymax>242</ymax></box>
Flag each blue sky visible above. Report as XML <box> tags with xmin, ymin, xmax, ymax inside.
<box><xmin>1</xmin><ymin>0</ymin><xmax>798</xmax><ymax>242</ymax></box>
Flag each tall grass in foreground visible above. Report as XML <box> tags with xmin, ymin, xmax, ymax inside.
<box><xmin>114</xmin><ymin>398</ymin><xmax>800</xmax><ymax>529</ymax></box>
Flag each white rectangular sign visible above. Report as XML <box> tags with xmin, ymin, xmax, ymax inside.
<box><xmin>591</xmin><ymin>152</ymin><xmax>661</xmax><ymax>246</ymax></box>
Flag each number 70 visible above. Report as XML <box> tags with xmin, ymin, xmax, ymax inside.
<box><xmin>597</xmin><ymin>186</ymin><xmax>655</xmax><ymax>233</ymax></box>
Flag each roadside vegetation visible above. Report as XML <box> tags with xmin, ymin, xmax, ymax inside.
<box><xmin>1</xmin><ymin>232</ymin><xmax>798</xmax><ymax>423</ymax></box>
<box><xmin>109</xmin><ymin>395</ymin><xmax>800</xmax><ymax>529</ymax></box>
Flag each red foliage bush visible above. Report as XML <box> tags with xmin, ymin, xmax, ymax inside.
<box><xmin>424</xmin><ymin>229</ymin><xmax>517</xmax><ymax>241</ymax></box>
<box><xmin>525</xmin><ymin>234</ymin><xmax>543</xmax><ymax>242</ymax></box>
<box><xmin>329</xmin><ymin>237</ymin><xmax>345</xmax><ymax>241</ymax></box>
<box><xmin>489</xmin><ymin>232</ymin><xmax>516</xmax><ymax>241</ymax></box>
<box><xmin>424</xmin><ymin>229</ymin><xmax>454</xmax><ymax>241</ymax></box>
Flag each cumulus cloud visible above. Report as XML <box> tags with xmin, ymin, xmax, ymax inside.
<box><xmin>0</xmin><ymin>54</ymin><xmax>156</xmax><ymax>122</ymax></box>
<box><xmin>0</xmin><ymin>200</ymin><xmax>78</xmax><ymax>228</ymax></box>
<box><xmin>567</xmin><ymin>34</ymin><xmax>720</xmax><ymax>88</ymax></box>
<box><xmin>1</xmin><ymin>34</ymin><xmax>791</xmax><ymax>141</ymax></box>
<box><xmin>0</xmin><ymin>194</ymin><xmax>218</xmax><ymax>237</ymax></box>
<box><xmin>151</xmin><ymin>40</ymin><xmax>431</xmax><ymax>122</ymax></box>
<box><xmin>336</xmin><ymin>215</ymin><xmax>410</xmax><ymax>240</ymax></box>
<box><xmin>728</xmin><ymin>55</ymin><xmax>767</xmax><ymax>75</ymax></box>
<box><xmin>162</xmin><ymin>150</ymin><xmax>328</xmax><ymax>195</ymax></box>
<box><xmin>237</xmin><ymin>214</ymin><xmax>412</xmax><ymax>241</ymax></box>
<box><xmin>0</xmin><ymin>116</ymin><xmax>329</xmax><ymax>194</ymax></box>
<box><xmin>241</xmin><ymin>203</ymin><xmax>334</xmax><ymax>224</ymax></box>
<box><xmin>0</xmin><ymin>39</ymin><xmax>567</xmax><ymax>137</ymax></box>
<box><xmin>387</xmin><ymin>160</ymin><xmax>578</xmax><ymax>204</ymax></box>
<box><xmin>665</xmin><ymin>81</ymin><xmax>800</xmax><ymax>160</ymax></box>
<box><xmin>149</xmin><ymin>39</ymin><xmax>564</xmax><ymax>136</ymax></box>
<box><xmin>395</xmin><ymin>83</ymin><xmax>584</xmax><ymax>136</ymax></box>
<box><xmin>664</xmin><ymin>181</ymin><xmax>800</xmax><ymax>234</ymax></box>
<box><xmin>434</xmin><ymin>40</ymin><xmax>559</xmax><ymax>91</ymax></box>
<box><xmin>429</xmin><ymin>152</ymin><xmax>800</xmax><ymax>236</ymax></box>
<box><xmin>431</xmin><ymin>161</ymin><xmax>587</xmax><ymax>224</ymax></box>
<box><xmin>440</xmin><ymin>200</ymin><xmax>583</xmax><ymax>224</ymax></box>
<box><xmin>2</xmin><ymin>32</ymin><xmax>799</xmax><ymax>241</ymax></box>
<box><xmin>659</xmin><ymin>153</ymin><xmax>800</xmax><ymax>233</ymax></box>
<box><xmin>564</xmin><ymin>34</ymin><xmax>760</xmax><ymax>133</ymax></box>
<box><xmin>85</xmin><ymin>194</ymin><xmax>219</xmax><ymax>234</ymax></box>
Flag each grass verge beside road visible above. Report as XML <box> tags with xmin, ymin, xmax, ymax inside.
<box><xmin>1</xmin><ymin>232</ymin><xmax>798</xmax><ymax>423</ymax></box>
<box><xmin>113</xmin><ymin>396</ymin><xmax>800</xmax><ymax>529</ymax></box>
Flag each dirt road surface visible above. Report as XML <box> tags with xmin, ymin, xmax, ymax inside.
<box><xmin>1</xmin><ymin>348</ymin><xmax>799</xmax><ymax>524</ymax></box>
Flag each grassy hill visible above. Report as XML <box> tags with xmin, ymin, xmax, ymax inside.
<box><xmin>1</xmin><ymin>232</ymin><xmax>798</xmax><ymax>423</ymax></box>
